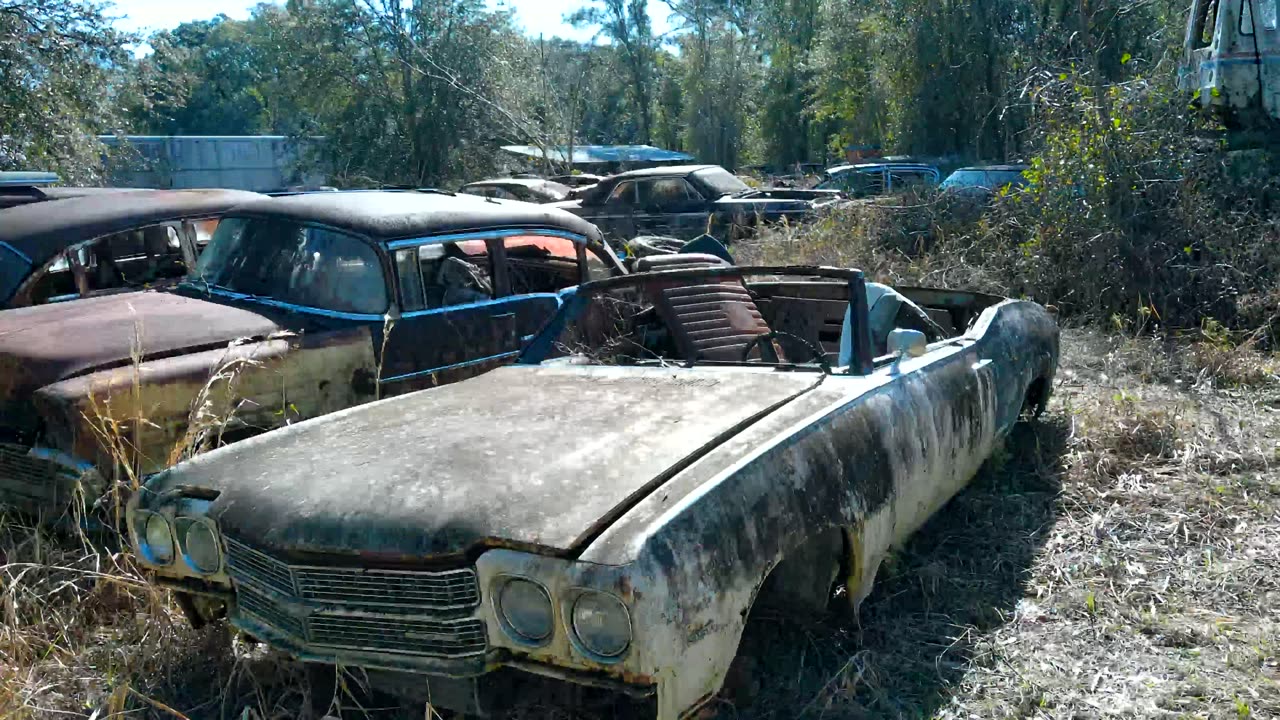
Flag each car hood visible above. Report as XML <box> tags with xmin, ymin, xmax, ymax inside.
<box><xmin>0</xmin><ymin>290</ymin><xmax>284</xmax><ymax>432</ymax></box>
<box><xmin>153</xmin><ymin>364</ymin><xmax>823</xmax><ymax>560</ymax></box>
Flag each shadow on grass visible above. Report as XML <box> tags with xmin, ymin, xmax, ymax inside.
<box><xmin>719</xmin><ymin>414</ymin><xmax>1070</xmax><ymax>719</ymax></box>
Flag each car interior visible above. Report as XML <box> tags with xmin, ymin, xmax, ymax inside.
<box><xmin>545</xmin><ymin>256</ymin><xmax>1002</xmax><ymax>371</ymax></box>
<box><xmin>16</xmin><ymin>223</ymin><xmax>194</xmax><ymax>306</ymax></box>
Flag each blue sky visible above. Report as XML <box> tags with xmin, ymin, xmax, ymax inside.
<box><xmin>109</xmin><ymin>0</ymin><xmax>674</xmax><ymax>45</ymax></box>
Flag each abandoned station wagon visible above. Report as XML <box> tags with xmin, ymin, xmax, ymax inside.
<box><xmin>0</xmin><ymin>189</ymin><xmax>261</xmax><ymax>309</ymax></box>
<box><xmin>0</xmin><ymin>191</ymin><xmax>621</xmax><ymax>517</ymax></box>
<box><xmin>130</xmin><ymin>259</ymin><xmax>1058</xmax><ymax>719</ymax></box>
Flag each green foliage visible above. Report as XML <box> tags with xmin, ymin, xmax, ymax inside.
<box><xmin>0</xmin><ymin>0</ymin><xmax>137</xmax><ymax>181</ymax></box>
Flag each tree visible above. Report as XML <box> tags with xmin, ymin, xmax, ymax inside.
<box><xmin>571</xmin><ymin>0</ymin><xmax>660</xmax><ymax>144</ymax></box>
<box><xmin>0</xmin><ymin>0</ymin><xmax>134</xmax><ymax>181</ymax></box>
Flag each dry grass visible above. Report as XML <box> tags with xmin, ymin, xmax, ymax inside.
<box><xmin>725</xmin><ymin>328</ymin><xmax>1280</xmax><ymax>719</ymax></box>
<box><xmin>0</xmin><ymin>329</ymin><xmax>1277</xmax><ymax>718</ymax></box>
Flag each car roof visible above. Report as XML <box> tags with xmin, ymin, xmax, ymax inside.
<box><xmin>607</xmin><ymin>164</ymin><xmax>721</xmax><ymax>180</ymax></box>
<box><xmin>0</xmin><ymin>186</ymin><xmax>152</xmax><ymax>210</ymax></box>
<box><xmin>827</xmin><ymin>162</ymin><xmax>938</xmax><ymax>174</ymax></box>
<box><xmin>0</xmin><ymin>189</ymin><xmax>264</xmax><ymax>269</ymax></box>
<box><xmin>952</xmin><ymin>165</ymin><xmax>1030</xmax><ymax>172</ymax></box>
<box><xmin>228</xmin><ymin>189</ymin><xmax>603</xmax><ymax>242</ymax></box>
<box><xmin>463</xmin><ymin>178</ymin><xmax>569</xmax><ymax>191</ymax></box>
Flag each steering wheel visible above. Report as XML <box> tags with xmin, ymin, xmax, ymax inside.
<box><xmin>740</xmin><ymin>331</ymin><xmax>832</xmax><ymax>374</ymax></box>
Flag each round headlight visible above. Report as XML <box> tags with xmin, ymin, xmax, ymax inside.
<box><xmin>177</xmin><ymin>518</ymin><xmax>221</xmax><ymax>574</ymax></box>
<box><xmin>497</xmin><ymin>578</ymin><xmax>554</xmax><ymax>644</ymax></box>
<box><xmin>571</xmin><ymin>591</ymin><xmax>631</xmax><ymax>658</ymax></box>
<box><xmin>141</xmin><ymin>513</ymin><xmax>175</xmax><ymax>565</ymax></box>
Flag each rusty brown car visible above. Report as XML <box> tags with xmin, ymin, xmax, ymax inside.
<box><xmin>0</xmin><ymin>189</ymin><xmax>262</xmax><ymax>309</ymax></box>
<box><xmin>0</xmin><ymin>190</ymin><xmax>622</xmax><ymax>518</ymax></box>
<box><xmin>128</xmin><ymin>257</ymin><xmax>1058</xmax><ymax>718</ymax></box>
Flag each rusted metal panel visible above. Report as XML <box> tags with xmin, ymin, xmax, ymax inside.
<box><xmin>1182</xmin><ymin>0</ymin><xmax>1280</xmax><ymax>129</ymax></box>
<box><xmin>0</xmin><ymin>291</ymin><xmax>286</xmax><ymax>434</ymax></box>
<box><xmin>32</xmin><ymin>327</ymin><xmax>377</xmax><ymax>478</ymax></box>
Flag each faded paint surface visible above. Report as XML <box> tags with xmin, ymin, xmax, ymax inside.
<box><xmin>140</xmin><ymin>367</ymin><xmax>823</xmax><ymax>560</ymax></box>
<box><xmin>133</xmin><ymin>279</ymin><xmax>1057</xmax><ymax>718</ymax></box>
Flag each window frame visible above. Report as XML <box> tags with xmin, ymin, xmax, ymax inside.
<box><xmin>636</xmin><ymin>177</ymin><xmax>704</xmax><ymax>211</ymax></box>
<box><xmin>11</xmin><ymin>218</ymin><xmax>206</xmax><ymax>307</ymax></box>
<box><xmin>604</xmin><ymin>181</ymin><xmax>638</xmax><ymax>207</ymax></box>
<box><xmin>193</xmin><ymin>217</ymin><xmax>393</xmax><ymax>319</ymax></box>
<box><xmin>385</xmin><ymin>228</ymin><xmax>608</xmax><ymax>315</ymax></box>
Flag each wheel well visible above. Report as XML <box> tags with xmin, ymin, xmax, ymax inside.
<box><xmin>1023</xmin><ymin>376</ymin><xmax>1049</xmax><ymax>418</ymax></box>
<box><xmin>752</xmin><ymin>527</ymin><xmax>846</xmax><ymax>616</ymax></box>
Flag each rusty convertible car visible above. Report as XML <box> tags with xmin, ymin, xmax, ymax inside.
<box><xmin>0</xmin><ymin>188</ymin><xmax>262</xmax><ymax>309</ymax></box>
<box><xmin>0</xmin><ymin>190</ymin><xmax>621</xmax><ymax>517</ymax></box>
<box><xmin>128</xmin><ymin>258</ymin><xmax>1058</xmax><ymax>718</ymax></box>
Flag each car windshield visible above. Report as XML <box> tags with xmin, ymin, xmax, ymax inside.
<box><xmin>190</xmin><ymin>217</ymin><xmax>388</xmax><ymax>315</ymax></box>
<box><xmin>691</xmin><ymin>167</ymin><xmax>750</xmax><ymax>196</ymax></box>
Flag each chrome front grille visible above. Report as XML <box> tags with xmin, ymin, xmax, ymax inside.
<box><xmin>309</xmin><ymin>615</ymin><xmax>487</xmax><ymax>658</ymax></box>
<box><xmin>237</xmin><ymin>585</ymin><xmax>306</xmax><ymax>638</ymax></box>
<box><xmin>295</xmin><ymin>567</ymin><xmax>480</xmax><ymax>609</ymax></box>
<box><xmin>224</xmin><ymin>536</ymin><xmax>488</xmax><ymax>660</ymax></box>
<box><xmin>224</xmin><ymin>536</ymin><xmax>481</xmax><ymax>611</ymax></box>
<box><xmin>0</xmin><ymin>443</ymin><xmax>69</xmax><ymax>506</ymax></box>
<box><xmin>225</xmin><ymin>537</ymin><xmax>296</xmax><ymax>595</ymax></box>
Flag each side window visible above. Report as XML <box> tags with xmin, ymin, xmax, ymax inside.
<box><xmin>888</xmin><ymin>171</ymin><xmax>933</xmax><ymax>192</ymax></box>
<box><xmin>1195</xmin><ymin>0</ymin><xmax>1220</xmax><ymax>47</ymax></box>
<box><xmin>500</xmin><ymin>235</ymin><xmax>588</xmax><ymax>295</ymax></box>
<box><xmin>605</xmin><ymin>182</ymin><xmax>636</xmax><ymax>206</ymax></box>
<box><xmin>1252</xmin><ymin>0</ymin><xmax>1279</xmax><ymax>29</ymax></box>
<box><xmin>638</xmin><ymin>178</ymin><xmax>701</xmax><ymax>209</ymax></box>
<box><xmin>395</xmin><ymin>248</ymin><xmax>427</xmax><ymax>312</ymax></box>
<box><xmin>394</xmin><ymin>242</ymin><xmax>493</xmax><ymax>312</ymax></box>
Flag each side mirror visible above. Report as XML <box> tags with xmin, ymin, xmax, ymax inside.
<box><xmin>887</xmin><ymin>328</ymin><xmax>928</xmax><ymax>359</ymax></box>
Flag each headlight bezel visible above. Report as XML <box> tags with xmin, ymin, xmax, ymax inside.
<box><xmin>493</xmin><ymin>575</ymin><xmax>556</xmax><ymax>647</ymax></box>
<box><xmin>175</xmin><ymin>516</ymin><xmax>223</xmax><ymax>575</ymax></box>
<box><xmin>135</xmin><ymin>510</ymin><xmax>176</xmax><ymax>567</ymax></box>
<box><xmin>567</xmin><ymin>589</ymin><xmax>632</xmax><ymax>661</ymax></box>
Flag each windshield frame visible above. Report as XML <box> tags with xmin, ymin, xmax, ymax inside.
<box><xmin>187</xmin><ymin>215</ymin><xmax>392</xmax><ymax>319</ymax></box>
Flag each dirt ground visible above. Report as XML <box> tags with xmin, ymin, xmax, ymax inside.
<box><xmin>1</xmin><ymin>329</ymin><xmax>1277</xmax><ymax>719</ymax></box>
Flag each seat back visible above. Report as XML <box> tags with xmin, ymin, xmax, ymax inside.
<box><xmin>839</xmin><ymin>282</ymin><xmax>900</xmax><ymax>366</ymax></box>
<box><xmin>650</xmin><ymin>281</ymin><xmax>773</xmax><ymax>362</ymax></box>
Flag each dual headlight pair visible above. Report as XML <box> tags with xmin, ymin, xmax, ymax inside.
<box><xmin>134</xmin><ymin>510</ymin><xmax>223</xmax><ymax>575</ymax></box>
<box><xmin>495</xmin><ymin>577</ymin><xmax>631</xmax><ymax>660</ymax></box>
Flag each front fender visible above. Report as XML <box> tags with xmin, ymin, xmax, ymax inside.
<box><xmin>31</xmin><ymin>327</ymin><xmax>378</xmax><ymax>478</ymax></box>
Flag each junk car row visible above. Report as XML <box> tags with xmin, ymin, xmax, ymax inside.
<box><xmin>0</xmin><ymin>169</ymin><xmax>1058</xmax><ymax>719</ymax></box>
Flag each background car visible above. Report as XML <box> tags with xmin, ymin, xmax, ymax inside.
<box><xmin>459</xmin><ymin>178</ymin><xmax>573</xmax><ymax>203</ymax></box>
<box><xmin>0</xmin><ymin>190</ymin><xmax>624</xmax><ymax>519</ymax></box>
<box><xmin>552</xmin><ymin>164</ymin><xmax>843</xmax><ymax>241</ymax></box>
<box><xmin>939</xmin><ymin>164</ymin><xmax>1031</xmax><ymax>198</ymax></box>
<box><xmin>815</xmin><ymin>162</ymin><xmax>942</xmax><ymax>197</ymax></box>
